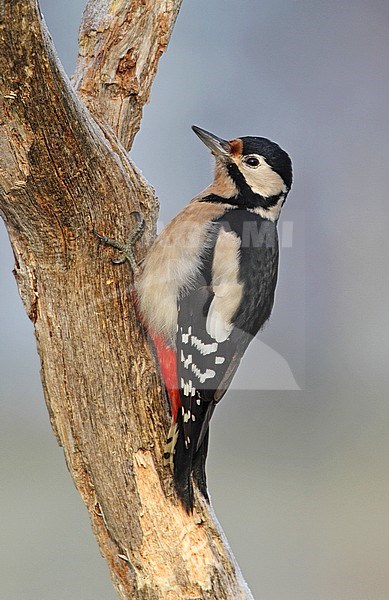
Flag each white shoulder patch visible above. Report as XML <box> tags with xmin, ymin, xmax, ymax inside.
<box><xmin>206</xmin><ymin>228</ymin><xmax>243</xmax><ymax>343</ymax></box>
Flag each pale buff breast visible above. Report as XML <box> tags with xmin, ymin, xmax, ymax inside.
<box><xmin>136</xmin><ymin>200</ymin><xmax>229</xmax><ymax>346</ymax></box>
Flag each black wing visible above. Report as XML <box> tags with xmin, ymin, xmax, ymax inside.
<box><xmin>174</xmin><ymin>210</ymin><xmax>279</xmax><ymax>510</ymax></box>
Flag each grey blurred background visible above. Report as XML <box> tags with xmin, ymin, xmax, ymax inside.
<box><xmin>1</xmin><ymin>1</ymin><xmax>389</xmax><ymax>599</ymax></box>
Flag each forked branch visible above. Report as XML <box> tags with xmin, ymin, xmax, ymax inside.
<box><xmin>0</xmin><ymin>1</ymin><xmax>253</xmax><ymax>598</ymax></box>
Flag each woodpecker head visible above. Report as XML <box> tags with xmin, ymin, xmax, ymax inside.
<box><xmin>192</xmin><ymin>125</ymin><xmax>292</xmax><ymax>220</ymax></box>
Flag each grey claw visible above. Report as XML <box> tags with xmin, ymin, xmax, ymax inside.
<box><xmin>93</xmin><ymin>213</ymin><xmax>145</xmax><ymax>272</ymax></box>
<box><xmin>92</xmin><ymin>229</ymin><xmax>107</xmax><ymax>242</ymax></box>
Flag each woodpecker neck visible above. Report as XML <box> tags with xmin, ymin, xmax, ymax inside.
<box><xmin>200</xmin><ymin>191</ymin><xmax>286</xmax><ymax>222</ymax></box>
<box><xmin>198</xmin><ymin>158</ymin><xmax>288</xmax><ymax>221</ymax></box>
<box><xmin>201</xmin><ymin>191</ymin><xmax>284</xmax><ymax>209</ymax></box>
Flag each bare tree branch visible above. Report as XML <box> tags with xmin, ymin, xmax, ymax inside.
<box><xmin>0</xmin><ymin>1</ymin><xmax>254</xmax><ymax>598</ymax></box>
<box><xmin>74</xmin><ymin>0</ymin><xmax>182</xmax><ymax>150</ymax></box>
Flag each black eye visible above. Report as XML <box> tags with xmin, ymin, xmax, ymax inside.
<box><xmin>245</xmin><ymin>156</ymin><xmax>260</xmax><ymax>167</ymax></box>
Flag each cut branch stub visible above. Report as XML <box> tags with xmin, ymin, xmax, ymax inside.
<box><xmin>74</xmin><ymin>0</ymin><xmax>183</xmax><ymax>151</ymax></box>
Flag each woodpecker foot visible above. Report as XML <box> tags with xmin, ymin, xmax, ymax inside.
<box><xmin>93</xmin><ymin>211</ymin><xmax>145</xmax><ymax>272</ymax></box>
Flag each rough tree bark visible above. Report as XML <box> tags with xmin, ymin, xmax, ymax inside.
<box><xmin>0</xmin><ymin>1</ymin><xmax>254</xmax><ymax>598</ymax></box>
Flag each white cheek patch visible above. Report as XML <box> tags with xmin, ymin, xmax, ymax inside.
<box><xmin>241</xmin><ymin>157</ymin><xmax>286</xmax><ymax>198</ymax></box>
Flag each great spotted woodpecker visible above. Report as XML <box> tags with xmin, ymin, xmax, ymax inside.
<box><xmin>135</xmin><ymin>126</ymin><xmax>293</xmax><ymax>511</ymax></box>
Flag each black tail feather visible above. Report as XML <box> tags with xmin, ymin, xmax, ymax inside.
<box><xmin>192</xmin><ymin>428</ymin><xmax>210</xmax><ymax>501</ymax></box>
<box><xmin>172</xmin><ymin>404</ymin><xmax>213</xmax><ymax>512</ymax></box>
<box><xmin>173</xmin><ymin>412</ymin><xmax>195</xmax><ymax>512</ymax></box>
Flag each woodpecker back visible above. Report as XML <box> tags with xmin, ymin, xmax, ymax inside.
<box><xmin>136</xmin><ymin>126</ymin><xmax>292</xmax><ymax>511</ymax></box>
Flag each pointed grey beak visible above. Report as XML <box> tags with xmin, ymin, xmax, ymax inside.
<box><xmin>192</xmin><ymin>125</ymin><xmax>231</xmax><ymax>158</ymax></box>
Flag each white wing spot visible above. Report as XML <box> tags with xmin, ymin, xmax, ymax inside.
<box><xmin>191</xmin><ymin>335</ymin><xmax>218</xmax><ymax>355</ymax></box>
<box><xmin>191</xmin><ymin>363</ymin><xmax>216</xmax><ymax>383</ymax></box>
<box><xmin>215</xmin><ymin>356</ymin><xmax>225</xmax><ymax>364</ymax></box>
<box><xmin>184</xmin><ymin>353</ymin><xmax>193</xmax><ymax>369</ymax></box>
<box><xmin>182</xmin><ymin>379</ymin><xmax>195</xmax><ymax>397</ymax></box>
<box><xmin>181</xmin><ymin>326</ymin><xmax>192</xmax><ymax>344</ymax></box>
<box><xmin>191</xmin><ymin>381</ymin><xmax>196</xmax><ymax>397</ymax></box>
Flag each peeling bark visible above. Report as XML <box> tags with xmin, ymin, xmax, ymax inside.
<box><xmin>74</xmin><ymin>0</ymin><xmax>182</xmax><ymax>151</ymax></box>
<box><xmin>0</xmin><ymin>1</ymin><xmax>254</xmax><ymax>598</ymax></box>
